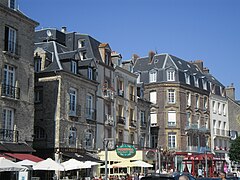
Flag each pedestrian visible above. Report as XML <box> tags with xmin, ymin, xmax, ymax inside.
<box><xmin>219</xmin><ymin>171</ymin><xmax>227</xmax><ymax>180</ymax></box>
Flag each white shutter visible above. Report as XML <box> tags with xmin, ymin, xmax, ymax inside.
<box><xmin>150</xmin><ymin>91</ymin><xmax>157</xmax><ymax>104</ymax></box>
<box><xmin>150</xmin><ymin>113</ymin><xmax>157</xmax><ymax>124</ymax></box>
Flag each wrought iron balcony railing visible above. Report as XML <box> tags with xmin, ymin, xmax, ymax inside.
<box><xmin>0</xmin><ymin>129</ymin><xmax>19</xmax><ymax>142</ymax></box>
<box><xmin>1</xmin><ymin>84</ymin><xmax>20</xmax><ymax>99</ymax></box>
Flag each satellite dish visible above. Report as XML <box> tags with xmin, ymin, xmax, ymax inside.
<box><xmin>46</xmin><ymin>30</ymin><xmax>52</xmax><ymax>37</ymax></box>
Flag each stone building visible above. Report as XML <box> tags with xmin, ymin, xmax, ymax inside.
<box><xmin>34</xmin><ymin>28</ymin><xmax>99</xmax><ymax>160</ymax></box>
<box><xmin>0</xmin><ymin>0</ymin><xmax>38</xmax><ymax>153</ymax></box>
<box><xmin>133</xmin><ymin>53</ymin><xmax>212</xmax><ymax>173</ymax></box>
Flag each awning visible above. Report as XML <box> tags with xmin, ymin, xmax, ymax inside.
<box><xmin>63</xmin><ymin>152</ymin><xmax>102</xmax><ymax>163</ymax></box>
<box><xmin>4</xmin><ymin>153</ymin><xmax>43</xmax><ymax>162</ymax></box>
<box><xmin>0</xmin><ymin>143</ymin><xmax>35</xmax><ymax>153</ymax></box>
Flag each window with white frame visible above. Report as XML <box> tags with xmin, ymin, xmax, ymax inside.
<box><xmin>195</xmin><ymin>94</ymin><xmax>199</xmax><ymax>109</ymax></box>
<box><xmin>2</xmin><ymin>108</ymin><xmax>14</xmax><ymax>130</ymax></box>
<box><xmin>149</xmin><ymin>70</ymin><xmax>157</xmax><ymax>83</ymax></box>
<box><xmin>223</xmin><ymin>104</ymin><xmax>226</xmax><ymax>116</ymax></box>
<box><xmin>34</xmin><ymin>58</ymin><xmax>41</xmax><ymax>72</ymax></box>
<box><xmin>71</xmin><ymin>61</ymin><xmax>77</xmax><ymax>74</ymax></box>
<box><xmin>194</xmin><ymin>76</ymin><xmax>199</xmax><ymax>87</ymax></box>
<box><xmin>186</xmin><ymin>92</ymin><xmax>191</xmax><ymax>107</ymax></box>
<box><xmin>78</xmin><ymin>39</ymin><xmax>85</xmax><ymax>48</ymax></box>
<box><xmin>149</xmin><ymin>91</ymin><xmax>157</xmax><ymax>104</ymax></box>
<box><xmin>69</xmin><ymin>127</ymin><xmax>77</xmax><ymax>146</ymax></box>
<box><xmin>136</xmin><ymin>73</ymin><xmax>141</xmax><ymax>83</ymax></box>
<box><xmin>196</xmin><ymin>114</ymin><xmax>200</xmax><ymax>128</ymax></box>
<box><xmin>85</xmin><ymin>130</ymin><xmax>93</xmax><ymax>148</ymax></box>
<box><xmin>3</xmin><ymin>64</ymin><xmax>16</xmax><ymax>98</ymax></box>
<box><xmin>150</xmin><ymin>113</ymin><xmax>157</xmax><ymax>125</ymax></box>
<box><xmin>205</xmin><ymin>116</ymin><xmax>209</xmax><ymax>129</ymax></box>
<box><xmin>218</xmin><ymin>102</ymin><xmax>222</xmax><ymax>114</ymax></box>
<box><xmin>213</xmin><ymin>101</ymin><xmax>216</xmax><ymax>113</ymax></box>
<box><xmin>80</xmin><ymin>51</ymin><xmax>87</xmax><ymax>60</ymax></box>
<box><xmin>5</xmin><ymin>26</ymin><xmax>17</xmax><ymax>53</ymax></box>
<box><xmin>168</xmin><ymin>89</ymin><xmax>175</xmax><ymax>103</ymax></box>
<box><xmin>88</xmin><ymin>67</ymin><xmax>93</xmax><ymax>80</ymax></box>
<box><xmin>34</xmin><ymin>126</ymin><xmax>45</xmax><ymax>140</ymax></box>
<box><xmin>86</xmin><ymin>94</ymin><xmax>93</xmax><ymax>119</ymax></box>
<box><xmin>168</xmin><ymin>111</ymin><xmax>176</xmax><ymax>126</ymax></box>
<box><xmin>9</xmin><ymin>0</ymin><xmax>16</xmax><ymax>9</ymax></box>
<box><xmin>69</xmin><ymin>88</ymin><xmax>77</xmax><ymax>116</ymax></box>
<box><xmin>167</xmin><ymin>69</ymin><xmax>175</xmax><ymax>81</ymax></box>
<box><xmin>223</xmin><ymin>122</ymin><xmax>226</xmax><ymax>136</ymax></box>
<box><xmin>185</xmin><ymin>73</ymin><xmax>190</xmax><ymax>84</ymax></box>
<box><xmin>186</xmin><ymin>112</ymin><xmax>191</xmax><ymax>126</ymax></box>
<box><xmin>168</xmin><ymin>133</ymin><xmax>176</xmax><ymax>149</ymax></box>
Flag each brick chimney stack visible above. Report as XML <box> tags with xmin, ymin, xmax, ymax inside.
<box><xmin>226</xmin><ymin>83</ymin><xmax>235</xmax><ymax>100</ymax></box>
<box><xmin>191</xmin><ymin>60</ymin><xmax>204</xmax><ymax>71</ymax></box>
<box><xmin>148</xmin><ymin>51</ymin><xmax>155</xmax><ymax>63</ymax></box>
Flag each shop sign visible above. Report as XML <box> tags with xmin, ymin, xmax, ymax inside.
<box><xmin>116</xmin><ymin>144</ymin><xmax>136</xmax><ymax>158</ymax></box>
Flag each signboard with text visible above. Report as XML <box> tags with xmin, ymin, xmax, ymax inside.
<box><xmin>116</xmin><ymin>144</ymin><xmax>136</xmax><ymax>158</ymax></box>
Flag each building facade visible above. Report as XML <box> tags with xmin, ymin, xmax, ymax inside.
<box><xmin>0</xmin><ymin>0</ymin><xmax>38</xmax><ymax>153</ymax></box>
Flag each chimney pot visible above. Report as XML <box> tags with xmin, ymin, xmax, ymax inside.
<box><xmin>61</xmin><ymin>26</ymin><xmax>67</xmax><ymax>33</ymax></box>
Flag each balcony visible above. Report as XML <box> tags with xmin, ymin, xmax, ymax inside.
<box><xmin>129</xmin><ymin>94</ymin><xmax>135</xmax><ymax>102</ymax></box>
<box><xmin>3</xmin><ymin>40</ymin><xmax>21</xmax><ymax>57</ymax></box>
<box><xmin>1</xmin><ymin>84</ymin><xmax>20</xmax><ymax>99</ymax></box>
<box><xmin>185</xmin><ymin>123</ymin><xmax>210</xmax><ymax>133</ymax></box>
<box><xmin>129</xmin><ymin>120</ymin><xmax>137</xmax><ymax>128</ymax></box>
<box><xmin>0</xmin><ymin>129</ymin><xmax>19</xmax><ymax>142</ymax></box>
<box><xmin>117</xmin><ymin>116</ymin><xmax>125</xmax><ymax>125</ymax></box>
<box><xmin>214</xmin><ymin>128</ymin><xmax>228</xmax><ymax>136</ymax></box>
<box><xmin>118</xmin><ymin>89</ymin><xmax>124</xmax><ymax>97</ymax></box>
<box><xmin>85</xmin><ymin>108</ymin><xmax>96</xmax><ymax>120</ymax></box>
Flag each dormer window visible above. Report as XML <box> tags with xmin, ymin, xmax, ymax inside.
<box><xmin>202</xmin><ymin>79</ymin><xmax>207</xmax><ymax>90</ymax></box>
<box><xmin>149</xmin><ymin>70</ymin><xmax>157</xmax><ymax>83</ymax></box>
<box><xmin>78</xmin><ymin>39</ymin><xmax>85</xmax><ymax>48</ymax></box>
<box><xmin>34</xmin><ymin>58</ymin><xmax>41</xmax><ymax>72</ymax></box>
<box><xmin>135</xmin><ymin>73</ymin><xmax>141</xmax><ymax>83</ymax></box>
<box><xmin>80</xmin><ymin>51</ymin><xmax>87</xmax><ymax>60</ymax></box>
<box><xmin>194</xmin><ymin>76</ymin><xmax>199</xmax><ymax>87</ymax></box>
<box><xmin>167</xmin><ymin>69</ymin><xmax>175</xmax><ymax>81</ymax></box>
<box><xmin>9</xmin><ymin>0</ymin><xmax>16</xmax><ymax>10</ymax></box>
<box><xmin>185</xmin><ymin>73</ymin><xmax>190</xmax><ymax>84</ymax></box>
<box><xmin>88</xmin><ymin>67</ymin><xmax>93</xmax><ymax>80</ymax></box>
<box><xmin>71</xmin><ymin>60</ymin><xmax>77</xmax><ymax>74</ymax></box>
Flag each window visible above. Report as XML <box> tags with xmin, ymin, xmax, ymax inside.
<box><xmin>80</xmin><ymin>51</ymin><xmax>87</xmax><ymax>60</ymax></box>
<box><xmin>34</xmin><ymin>90</ymin><xmax>42</xmax><ymax>103</ymax></box>
<box><xmin>85</xmin><ymin>130</ymin><xmax>93</xmax><ymax>148</ymax></box>
<box><xmin>71</xmin><ymin>61</ymin><xmax>77</xmax><ymax>74</ymax></box>
<box><xmin>218</xmin><ymin>102</ymin><xmax>221</xmax><ymax>114</ymax></box>
<box><xmin>213</xmin><ymin>101</ymin><xmax>216</xmax><ymax>113</ymax></box>
<box><xmin>5</xmin><ymin>26</ymin><xmax>17</xmax><ymax>54</ymax></box>
<box><xmin>186</xmin><ymin>112</ymin><xmax>191</xmax><ymax>126</ymax></box>
<box><xmin>149</xmin><ymin>91</ymin><xmax>157</xmax><ymax>104</ymax></box>
<box><xmin>136</xmin><ymin>73</ymin><xmax>141</xmax><ymax>83</ymax></box>
<box><xmin>130</xmin><ymin>133</ymin><xmax>134</xmax><ymax>144</ymax></box>
<box><xmin>168</xmin><ymin>111</ymin><xmax>176</xmax><ymax>126</ymax></box>
<box><xmin>140</xmin><ymin>111</ymin><xmax>146</xmax><ymax>126</ymax></box>
<box><xmin>197</xmin><ymin>114</ymin><xmax>200</xmax><ymax>128</ymax></box>
<box><xmin>9</xmin><ymin>0</ymin><xmax>16</xmax><ymax>9</ymax></box>
<box><xmin>149</xmin><ymin>70</ymin><xmax>157</xmax><ymax>83</ymax></box>
<box><xmin>202</xmin><ymin>79</ymin><xmax>207</xmax><ymax>90</ymax></box>
<box><xmin>168</xmin><ymin>89</ymin><xmax>175</xmax><ymax>103</ymax></box>
<box><xmin>78</xmin><ymin>39</ymin><xmax>85</xmax><ymax>48</ymax></box>
<box><xmin>167</xmin><ymin>70</ymin><xmax>175</xmax><ymax>81</ymax></box>
<box><xmin>203</xmin><ymin>97</ymin><xmax>208</xmax><ymax>110</ymax></box>
<box><xmin>223</xmin><ymin>104</ymin><xmax>226</xmax><ymax>116</ymax></box>
<box><xmin>2</xmin><ymin>64</ymin><xmax>17</xmax><ymax>98</ymax></box>
<box><xmin>88</xmin><ymin>67</ymin><xmax>93</xmax><ymax>80</ymax></box>
<box><xmin>150</xmin><ymin>113</ymin><xmax>157</xmax><ymax>125</ymax></box>
<box><xmin>118</xmin><ymin>130</ymin><xmax>123</xmax><ymax>142</ymax></box>
<box><xmin>185</xmin><ymin>73</ymin><xmax>190</xmax><ymax>84</ymax></box>
<box><xmin>195</xmin><ymin>94</ymin><xmax>199</xmax><ymax>109</ymax></box>
<box><xmin>186</xmin><ymin>92</ymin><xmax>191</xmax><ymax>107</ymax></box>
<box><xmin>34</xmin><ymin>126</ymin><xmax>45</xmax><ymax>140</ymax></box>
<box><xmin>69</xmin><ymin>127</ymin><xmax>77</xmax><ymax>146</ymax></box>
<box><xmin>194</xmin><ymin>76</ymin><xmax>199</xmax><ymax>87</ymax></box>
<box><xmin>205</xmin><ymin>116</ymin><xmax>209</xmax><ymax>129</ymax></box>
<box><xmin>86</xmin><ymin>94</ymin><xmax>94</xmax><ymax>119</ymax></box>
<box><xmin>69</xmin><ymin>88</ymin><xmax>77</xmax><ymax>116</ymax></box>
<box><xmin>140</xmin><ymin>134</ymin><xmax>145</xmax><ymax>147</ymax></box>
<box><xmin>34</xmin><ymin>58</ymin><xmax>41</xmax><ymax>72</ymax></box>
<box><xmin>2</xmin><ymin>108</ymin><xmax>14</xmax><ymax>130</ymax></box>
<box><xmin>168</xmin><ymin>133</ymin><xmax>176</xmax><ymax>149</ymax></box>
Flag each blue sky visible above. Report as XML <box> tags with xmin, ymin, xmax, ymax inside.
<box><xmin>19</xmin><ymin>0</ymin><xmax>240</xmax><ymax>98</ymax></box>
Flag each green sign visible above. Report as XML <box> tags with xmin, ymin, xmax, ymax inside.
<box><xmin>116</xmin><ymin>144</ymin><xmax>136</xmax><ymax>158</ymax></box>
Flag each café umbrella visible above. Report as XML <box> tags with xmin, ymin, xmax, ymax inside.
<box><xmin>33</xmin><ymin>158</ymin><xmax>65</xmax><ymax>171</ymax></box>
<box><xmin>61</xmin><ymin>159</ymin><xmax>91</xmax><ymax>171</ymax></box>
<box><xmin>0</xmin><ymin>157</ymin><xmax>27</xmax><ymax>172</ymax></box>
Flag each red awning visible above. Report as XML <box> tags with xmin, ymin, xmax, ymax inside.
<box><xmin>4</xmin><ymin>153</ymin><xmax>43</xmax><ymax>162</ymax></box>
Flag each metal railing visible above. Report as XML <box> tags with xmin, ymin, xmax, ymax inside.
<box><xmin>0</xmin><ymin>129</ymin><xmax>19</xmax><ymax>142</ymax></box>
<box><xmin>1</xmin><ymin>84</ymin><xmax>20</xmax><ymax>99</ymax></box>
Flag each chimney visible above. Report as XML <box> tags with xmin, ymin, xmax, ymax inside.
<box><xmin>191</xmin><ymin>60</ymin><xmax>204</xmax><ymax>71</ymax></box>
<box><xmin>132</xmin><ymin>54</ymin><xmax>139</xmax><ymax>64</ymax></box>
<box><xmin>203</xmin><ymin>67</ymin><xmax>209</xmax><ymax>74</ymax></box>
<box><xmin>148</xmin><ymin>51</ymin><xmax>155</xmax><ymax>63</ymax></box>
<box><xmin>226</xmin><ymin>83</ymin><xmax>235</xmax><ymax>100</ymax></box>
<box><xmin>61</xmin><ymin>26</ymin><xmax>67</xmax><ymax>33</ymax></box>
